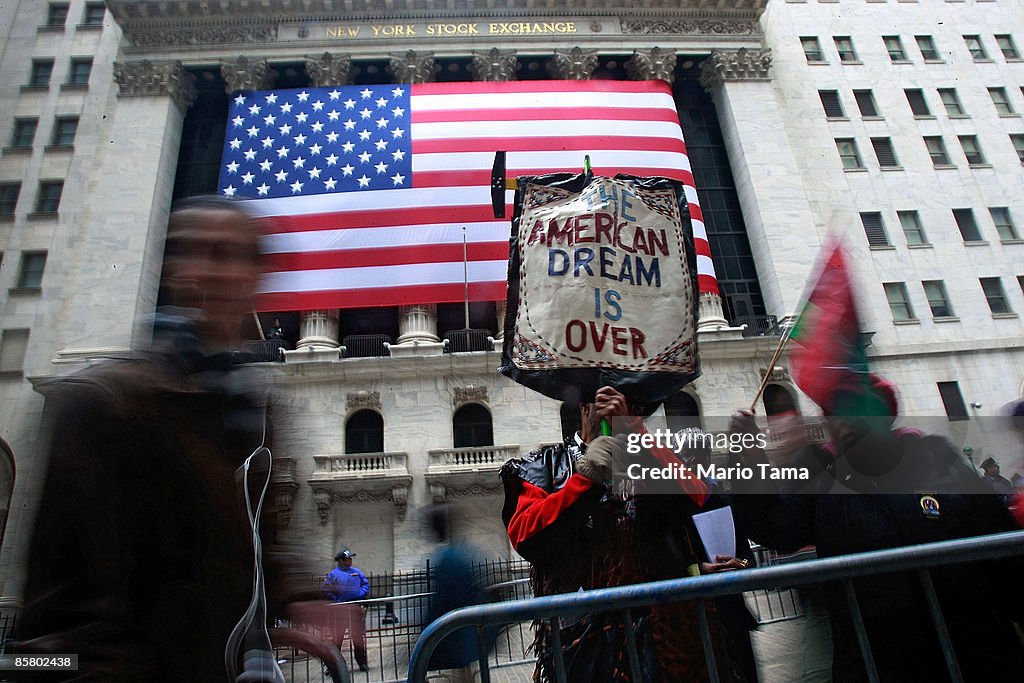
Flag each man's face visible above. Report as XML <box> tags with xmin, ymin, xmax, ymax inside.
<box><xmin>339</xmin><ymin>556</ymin><xmax>353</xmax><ymax>568</ymax></box>
<box><xmin>984</xmin><ymin>463</ymin><xmax>1000</xmax><ymax>477</ymax></box>
<box><xmin>162</xmin><ymin>208</ymin><xmax>263</xmax><ymax>345</ymax></box>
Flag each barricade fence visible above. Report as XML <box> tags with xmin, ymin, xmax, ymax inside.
<box><xmin>407</xmin><ymin>530</ymin><xmax>1024</xmax><ymax>683</ymax></box>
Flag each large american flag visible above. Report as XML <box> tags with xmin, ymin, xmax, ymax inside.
<box><xmin>217</xmin><ymin>80</ymin><xmax>719</xmax><ymax>311</ymax></box>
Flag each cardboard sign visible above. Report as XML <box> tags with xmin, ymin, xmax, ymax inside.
<box><xmin>500</xmin><ymin>173</ymin><xmax>700</xmax><ymax>405</ymax></box>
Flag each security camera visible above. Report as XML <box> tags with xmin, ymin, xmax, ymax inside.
<box><xmin>970</xmin><ymin>401</ymin><xmax>982</xmax><ymax>409</ymax></box>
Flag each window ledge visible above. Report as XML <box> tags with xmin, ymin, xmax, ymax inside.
<box><xmin>992</xmin><ymin>312</ymin><xmax>1019</xmax><ymax>319</ymax></box>
<box><xmin>913</xmin><ymin>115</ymin><xmax>936</xmax><ymax>120</ymax></box>
<box><xmin>75</xmin><ymin>23</ymin><xmax>103</xmax><ymax>31</ymax></box>
<box><xmin>999</xmin><ymin>238</ymin><xmax>1024</xmax><ymax>245</ymax></box>
<box><xmin>907</xmin><ymin>243</ymin><xmax>934</xmax><ymax>249</ymax></box>
<box><xmin>893</xmin><ymin>319</ymin><xmax>921</xmax><ymax>326</ymax></box>
<box><xmin>933</xmin><ymin>316</ymin><xmax>960</xmax><ymax>323</ymax></box>
<box><xmin>1006</xmin><ymin>57</ymin><xmax>1024</xmax><ymax>63</ymax></box>
<box><xmin>843</xmin><ymin>167</ymin><xmax>868</xmax><ymax>173</ymax></box>
<box><xmin>948</xmin><ymin>114</ymin><xmax>971</xmax><ymax>119</ymax></box>
<box><xmin>924</xmin><ymin>59</ymin><xmax>947</xmax><ymax>64</ymax></box>
<box><xmin>862</xmin><ymin>116</ymin><xmax>885</xmax><ymax>121</ymax></box>
<box><xmin>933</xmin><ymin>164</ymin><xmax>957</xmax><ymax>169</ymax></box>
<box><xmin>806</xmin><ymin>60</ymin><xmax>828</xmax><ymax>65</ymax></box>
<box><xmin>968</xmin><ymin>163</ymin><xmax>993</xmax><ymax>169</ymax></box>
<box><xmin>60</xmin><ymin>83</ymin><xmax>88</xmax><ymax>91</ymax></box>
<box><xmin>880</xmin><ymin>165</ymin><xmax>905</xmax><ymax>171</ymax></box>
<box><xmin>37</xmin><ymin>25</ymin><xmax>65</xmax><ymax>33</ymax></box>
<box><xmin>826</xmin><ymin>116</ymin><xmax>850</xmax><ymax>122</ymax></box>
<box><xmin>963</xmin><ymin>240</ymin><xmax>989</xmax><ymax>246</ymax></box>
<box><xmin>971</xmin><ymin>58</ymin><xmax>995</xmax><ymax>64</ymax></box>
<box><xmin>27</xmin><ymin>211</ymin><xmax>58</xmax><ymax>221</ymax></box>
<box><xmin>869</xmin><ymin>245</ymin><xmax>896</xmax><ymax>251</ymax></box>
<box><xmin>840</xmin><ymin>60</ymin><xmax>863</xmax><ymax>66</ymax></box>
<box><xmin>890</xmin><ymin>59</ymin><xmax>912</xmax><ymax>64</ymax></box>
<box><xmin>999</xmin><ymin>113</ymin><xmax>1021</xmax><ymax>118</ymax></box>
<box><xmin>0</xmin><ymin>370</ymin><xmax>25</xmax><ymax>380</ymax></box>
<box><xmin>8</xmin><ymin>287</ymin><xmax>41</xmax><ymax>296</ymax></box>
<box><xmin>2</xmin><ymin>146</ymin><xmax>32</xmax><ymax>155</ymax></box>
<box><xmin>20</xmin><ymin>85</ymin><xmax>49</xmax><ymax>93</ymax></box>
<box><xmin>44</xmin><ymin>144</ymin><xmax>74</xmax><ymax>153</ymax></box>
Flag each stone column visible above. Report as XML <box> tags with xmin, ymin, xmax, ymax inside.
<box><xmin>220</xmin><ymin>56</ymin><xmax>275</xmax><ymax>92</ymax></box>
<box><xmin>295</xmin><ymin>310</ymin><xmax>340</xmax><ymax>351</ymax></box>
<box><xmin>396</xmin><ymin>305</ymin><xmax>441</xmax><ymax>344</ymax></box>
<box><xmin>469</xmin><ymin>48</ymin><xmax>518</xmax><ymax>82</ymax></box>
<box><xmin>305</xmin><ymin>52</ymin><xmax>352</xmax><ymax>88</ymax></box>
<box><xmin>495</xmin><ymin>300</ymin><xmax>507</xmax><ymax>342</ymax></box>
<box><xmin>54</xmin><ymin>60</ymin><xmax>197</xmax><ymax>363</ymax></box>
<box><xmin>548</xmin><ymin>47</ymin><xmax>598</xmax><ymax>80</ymax></box>
<box><xmin>388</xmin><ymin>50</ymin><xmax>438</xmax><ymax>84</ymax></box>
<box><xmin>700</xmin><ymin>48</ymin><xmax>818</xmax><ymax>323</ymax></box>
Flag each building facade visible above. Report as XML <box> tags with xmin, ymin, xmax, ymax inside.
<box><xmin>0</xmin><ymin>0</ymin><xmax>1022</xmax><ymax>598</ymax></box>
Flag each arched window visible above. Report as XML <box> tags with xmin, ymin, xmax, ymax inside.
<box><xmin>560</xmin><ymin>402</ymin><xmax>582</xmax><ymax>442</ymax></box>
<box><xmin>453</xmin><ymin>403</ymin><xmax>493</xmax><ymax>448</ymax></box>
<box><xmin>0</xmin><ymin>441</ymin><xmax>13</xmax><ymax>552</ymax></box>
<box><xmin>763</xmin><ymin>384</ymin><xmax>799</xmax><ymax>416</ymax></box>
<box><xmin>345</xmin><ymin>410</ymin><xmax>384</xmax><ymax>454</ymax></box>
<box><xmin>664</xmin><ymin>392</ymin><xmax>702</xmax><ymax>432</ymax></box>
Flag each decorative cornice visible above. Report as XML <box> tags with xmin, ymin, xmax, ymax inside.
<box><xmin>699</xmin><ymin>47</ymin><xmax>772</xmax><ymax>92</ymax></box>
<box><xmin>621</xmin><ymin>19</ymin><xmax>758</xmax><ymax>36</ymax></box>
<box><xmin>306</xmin><ymin>52</ymin><xmax>353</xmax><ymax>87</ymax></box>
<box><xmin>112</xmin><ymin>60</ymin><xmax>197</xmax><ymax>109</ymax></box>
<box><xmin>548</xmin><ymin>47</ymin><xmax>599</xmax><ymax>80</ymax></box>
<box><xmin>124</xmin><ymin>24</ymin><xmax>277</xmax><ymax>48</ymax></box>
<box><xmin>626</xmin><ymin>47</ymin><xmax>677</xmax><ymax>84</ymax></box>
<box><xmin>221</xmin><ymin>56</ymin><xmax>276</xmax><ymax>93</ymax></box>
<box><xmin>453</xmin><ymin>384</ymin><xmax>488</xmax><ymax>407</ymax></box>
<box><xmin>346</xmin><ymin>390</ymin><xmax>382</xmax><ymax>411</ymax></box>
<box><xmin>388</xmin><ymin>50</ymin><xmax>438</xmax><ymax>83</ymax></box>
<box><xmin>469</xmin><ymin>48</ymin><xmax>518</xmax><ymax>82</ymax></box>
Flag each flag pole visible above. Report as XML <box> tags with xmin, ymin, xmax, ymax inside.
<box><xmin>749</xmin><ymin>323</ymin><xmax>794</xmax><ymax>412</ymax></box>
<box><xmin>463</xmin><ymin>226</ymin><xmax>470</xmax><ymax>329</ymax></box>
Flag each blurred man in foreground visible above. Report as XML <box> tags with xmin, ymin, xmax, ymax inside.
<box><xmin>16</xmin><ymin>197</ymin><xmax>283</xmax><ymax>681</ymax></box>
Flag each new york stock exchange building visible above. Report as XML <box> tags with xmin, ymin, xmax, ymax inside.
<box><xmin>0</xmin><ymin>0</ymin><xmax>1023</xmax><ymax>599</ymax></box>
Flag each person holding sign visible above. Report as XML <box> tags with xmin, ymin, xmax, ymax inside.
<box><xmin>499</xmin><ymin>386</ymin><xmax>746</xmax><ymax>682</ymax></box>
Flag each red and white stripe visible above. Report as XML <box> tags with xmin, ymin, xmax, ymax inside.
<box><xmin>248</xmin><ymin>80</ymin><xmax>718</xmax><ymax>312</ymax></box>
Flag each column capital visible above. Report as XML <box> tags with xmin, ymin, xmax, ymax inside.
<box><xmin>388</xmin><ymin>50</ymin><xmax>439</xmax><ymax>84</ymax></box>
<box><xmin>220</xmin><ymin>56</ymin><xmax>275</xmax><ymax>93</ymax></box>
<box><xmin>112</xmin><ymin>60</ymin><xmax>197</xmax><ymax>110</ymax></box>
<box><xmin>699</xmin><ymin>48</ymin><xmax>773</xmax><ymax>93</ymax></box>
<box><xmin>305</xmin><ymin>52</ymin><xmax>352</xmax><ymax>87</ymax></box>
<box><xmin>469</xmin><ymin>48</ymin><xmax>518</xmax><ymax>82</ymax></box>
<box><xmin>626</xmin><ymin>47</ymin><xmax>677</xmax><ymax>84</ymax></box>
<box><xmin>548</xmin><ymin>47</ymin><xmax>599</xmax><ymax>80</ymax></box>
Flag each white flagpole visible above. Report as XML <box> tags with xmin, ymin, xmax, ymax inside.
<box><xmin>463</xmin><ymin>226</ymin><xmax>470</xmax><ymax>329</ymax></box>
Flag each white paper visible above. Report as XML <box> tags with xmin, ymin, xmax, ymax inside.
<box><xmin>691</xmin><ymin>506</ymin><xmax>736</xmax><ymax>562</ymax></box>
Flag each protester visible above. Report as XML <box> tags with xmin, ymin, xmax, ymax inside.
<box><xmin>16</xmin><ymin>197</ymin><xmax>286</xmax><ymax>681</ymax></box>
<box><xmin>980</xmin><ymin>456</ymin><xmax>1015</xmax><ymax>499</ymax></box>
<box><xmin>500</xmin><ymin>386</ymin><xmax>746</xmax><ymax>682</ymax></box>
<box><xmin>729</xmin><ymin>375</ymin><xmax>1024</xmax><ymax>682</ymax></box>
<box><xmin>322</xmin><ymin>548</ymin><xmax>370</xmax><ymax>672</ymax></box>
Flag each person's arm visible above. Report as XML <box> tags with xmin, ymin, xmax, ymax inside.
<box><xmin>355</xmin><ymin>569</ymin><xmax>370</xmax><ymax>600</ymax></box>
<box><xmin>321</xmin><ymin>569</ymin><xmax>340</xmax><ymax>601</ymax></box>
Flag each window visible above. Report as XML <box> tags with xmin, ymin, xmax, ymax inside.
<box><xmin>964</xmin><ymin>35</ymin><xmax>989</xmax><ymax>61</ymax></box>
<box><xmin>938</xmin><ymin>88</ymin><xmax>966</xmax><ymax>116</ymax></box>
<box><xmin>871</xmin><ymin>138</ymin><xmax>900</xmax><ymax>168</ymax></box>
<box><xmin>344</xmin><ymin>409</ymin><xmax>383</xmax><ymax>454</ymax></box>
<box><xmin>10</xmin><ymin>119</ymin><xmax>38</xmax><ymax>148</ymax></box>
<box><xmin>834</xmin><ymin>36</ymin><xmax>858</xmax><ymax>62</ymax></box>
<box><xmin>861</xmin><ymin>212</ymin><xmax>890</xmax><ymax>247</ymax></box>
<box><xmin>560</xmin><ymin>402</ymin><xmax>582</xmax><ymax>441</ymax></box>
<box><xmin>34</xmin><ymin>180</ymin><xmax>63</xmax><ymax>214</ymax></box>
<box><xmin>916</xmin><ymin>35</ymin><xmax>941</xmax><ymax>61</ymax></box>
<box><xmin>1012</xmin><ymin>134</ymin><xmax>1024</xmax><ymax>163</ymax></box>
<box><xmin>453</xmin><ymin>403</ymin><xmax>494</xmax><ymax>448</ymax></box>
<box><xmin>66</xmin><ymin>58</ymin><xmax>92</xmax><ymax>86</ymax></box>
<box><xmin>937</xmin><ymin>381</ymin><xmax>968</xmax><ymax>421</ymax></box>
<box><xmin>922</xmin><ymin>281</ymin><xmax>954</xmax><ymax>318</ymax></box>
<box><xmin>988</xmin><ymin>87</ymin><xmax>1015</xmax><ymax>115</ymax></box>
<box><xmin>925</xmin><ymin>136</ymin><xmax>951</xmax><ymax>166</ymax></box>
<box><xmin>854</xmin><ymin>90</ymin><xmax>879</xmax><ymax>117</ymax></box>
<box><xmin>883</xmin><ymin>35</ymin><xmax>908</xmax><ymax>61</ymax></box>
<box><xmin>990</xmin><ymin>207</ymin><xmax>1019</xmax><ymax>241</ymax></box>
<box><xmin>819</xmin><ymin>90</ymin><xmax>845</xmax><ymax>118</ymax></box>
<box><xmin>953</xmin><ymin>208</ymin><xmax>983</xmax><ymax>241</ymax></box>
<box><xmin>980</xmin><ymin>277</ymin><xmax>1012</xmax><ymax>314</ymax></box>
<box><xmin>665</xmin><ymin>392</ymin><xmax>702</xmax><ymax>432</ymax></box>
<box><xmin>958</xmin><ymin>135</ymin><xmax>986</xmax><ymax>165</ymax></box>
<box><xmin>883</xmin><ymin>282</ymin><xmax>915</xmax><ymax>321</ymax></box>
<box><xmin>996</xmin><ymin>34</ymin><xmax>1020</xmax><ymax>60</ymax></box>
<box><xmin>51</xmin><ymin>116</ymin><xmax>78</xmax><ymax>146</ymax></box>
<box><xmin>898</xmin><ymin>210</ymin><xmax>928</xmax><ymax>245</ymax></box>
<box><xmin>836</xmin><ymin>138</ymin><xmax>864</xmax><ymax>170</ymax></box>
<box><xmin>0</xmin><ymin>183</ymin><xmax>19</xmax><ymax>218</ymax></box>
<box><xmin>1019</xmin><ymin>276</ymin><xmax>1024</xmax><ymax>298</ymax></box>
<box><xmin>46</xmin><ymin>3</ymin><xmax>69</xmax><ymax>27</ymax></box>
<box><xmin>28</xmin><ymin>59</ymin><xmax>54</xmax><ymax>87</ymax></box>
<box><xmin>905</xmin><ymin>89</ymin><xmax>931</xmax><ymax>116</ymax></box>
<box><xmin>801</xmin><ymin>37</ymin><xmax>825</xmax><ymax>62</ymax></box>
<box><xmin>16</xmin><ymin>252</ymin><xmax>46</xmax><ymax>289</ymax></box>
<box><xmin>0</xmin><ymin>330</ymin><xmax>29</xmax><ymax>374</ymax></box>
<box><xmin>82</xmin><ymin>2</ymin><xmax>105</xmax><ymax>25</ymax></box>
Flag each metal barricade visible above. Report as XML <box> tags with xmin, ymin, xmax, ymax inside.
<box><xmin>408</xmin><ymin>530</ymin><xmax>1024</xmax><ymax>683</ymax></box>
